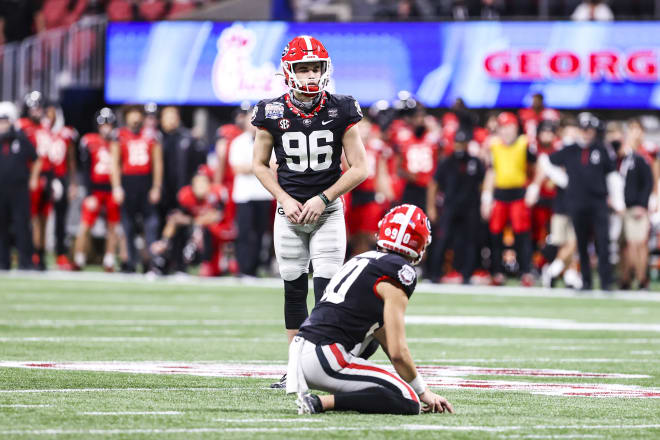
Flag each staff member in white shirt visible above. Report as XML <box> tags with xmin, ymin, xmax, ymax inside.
<box><xmin>229</xmin><ymin>116</ymin><xmax>274</xmax><ymax>277</ymax></box>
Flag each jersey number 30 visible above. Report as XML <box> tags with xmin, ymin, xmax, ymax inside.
<box><xmin>282</xmin><ymin>130</ymin><xmax>333</xmax><ymax>172</ymax></box>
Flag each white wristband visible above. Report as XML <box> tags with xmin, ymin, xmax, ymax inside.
<box><xmin>409</xmin><ymin>375</ymin><xmax>427</xmax><ymax>395</ymax></box>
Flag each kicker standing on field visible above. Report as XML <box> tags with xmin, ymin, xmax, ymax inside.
<box><xmin>287</xmin><ymin>204</ymin><xmax>454</xmax><ymax>415</ymax></box>
<box><xmin>252</xmin><ymin>36</ymin><xmax>368</xmax><ymax>388</ymax></box>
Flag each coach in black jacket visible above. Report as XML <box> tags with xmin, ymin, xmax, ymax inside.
<box><xmin>549</xmin><ymin>113</ymin><xmax>623</xmax><ymax>291</ymax></box>
<box><xmin>615</xmin><ymin>138</ymin><xmax>654</xmax><ymax>289</ymax></box>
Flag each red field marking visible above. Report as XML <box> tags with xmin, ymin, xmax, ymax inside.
<box><xmin>1</xmin><ymin>361</ymin><xmax>657</xmax><ymax>398</ymax></box>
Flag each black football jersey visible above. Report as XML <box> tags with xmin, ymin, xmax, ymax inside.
<box><xmin>251</xmin><ymin>92</ymin><xmax>362</xmax><ymax>203</ymax></box>
<box><xmin>298</xmin><ymin>250</ymin><xmax>417</xmax><ymax>352</ymax></box>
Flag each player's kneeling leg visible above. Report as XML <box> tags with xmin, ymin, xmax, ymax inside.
<box><xmin>334</xmin><ymin>387</ymin><xmax>420</xmax><ymax>415</ymax></box>
<box><xmin>284</xmin><ymin>274</ymin><xmax>309</xmax><ymax>330</ymax></box>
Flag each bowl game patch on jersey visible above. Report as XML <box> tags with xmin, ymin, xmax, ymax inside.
<box><xmin>398</xmin><ymin>264</ymin><xmax>416</xmax><ymax>286</ymax></box>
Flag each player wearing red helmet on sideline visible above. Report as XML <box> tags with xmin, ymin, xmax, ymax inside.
<box><xmin>286</xmin><ymin>204</ymin><xmax>454</xmax><ymax>416</ymax></box>
<box><xmin>481</xmin><ymin>112</ymin><xmax>537</xmax><ymax>287</ymax></box>
<box><xmin>252</xmin><ymin>35</ymin><xmax>368</xmax><ymax>389</ymax></box>
<box><xmin>41</xmin><ymin>102</ymin><xmax>79</xmax><ymax>271</ymax></box>
<box><xmin>73</xmin><ymin>108</ymin><xmax>121</xmax><ymax>272</ymax></box>
<box><xmin>18</xmin><ymin>91</ymin><xmax>51</xmax><ymax>270</ymax></box>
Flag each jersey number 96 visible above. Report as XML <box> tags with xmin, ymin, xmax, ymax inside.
<box><xmin>282</xmin><ymin>130</ymin><xmax>333</xmax><ymax>172</ymax></box>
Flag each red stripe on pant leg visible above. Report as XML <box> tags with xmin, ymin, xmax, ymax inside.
<box><xmin>329</xmin><ymin>344</ymin><xmax>349</xmax><ymax>368</ymax></box>
<box><xmin>329</xmin><ymin>344</ymin><xmax>419</xmax><ymax>402</ymax></box>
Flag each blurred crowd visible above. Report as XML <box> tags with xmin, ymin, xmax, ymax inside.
<box><xmin>2</xmin><ymin>0</ymin><xmax>657</xmax><ymax>45</ymax></box>
<box><xmin>2</xmin><ymin>90</ymin><xmax>660</xmax><ymax>290</ymax></box>
<box><xmin>0</xmin><ymin>0</ymin><xmax>218</xmax><ymax>44</ymax></box>
<box><xmin>275</xmin><ymin>0</ymin><xmax>652</xmax><ymax>21</ymax></box>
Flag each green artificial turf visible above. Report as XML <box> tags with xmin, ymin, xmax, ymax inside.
<box><xmin>1</xmin><ymin>276</ymin><xmax>659</xmax><ymax>439</ymax></box>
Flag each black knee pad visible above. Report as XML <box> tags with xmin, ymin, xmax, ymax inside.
<box><xmin>284</xmin><ymin>274</ymin><xmax>309</xmax><ymax>330</ymax></box>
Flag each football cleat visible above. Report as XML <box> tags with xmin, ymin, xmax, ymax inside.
<box><xmin>491</xmin><ymin>273</ymin><xmax>506</xmax><ymax>286</ymax></box>
<box><xmin>270</xmin><ymin>373</ymin><xmax>287</xmax><ymax>389</ymax></box>
<box><xmin>541</xmin><ymin>264</ymin><xmax>555</xmax><ymax>288</ymax></box>
<box><xmin>441</xmin><ymin>270</ymin><xmax>463</xmax><ymax>285</ymax></box>
<box><xmin>296</xmin><ymin>392</ymin><xmax>323</xmax><ymax>414</ymax></box>
<box><xmin>56</xmin><ymin>255</ymin><xmax>74</xmax><ymax>271</ymax></box>
<box><xmin>521</xmin><ymin>273</ymin><xmax>535</xmax><ymax>287</ymax></box>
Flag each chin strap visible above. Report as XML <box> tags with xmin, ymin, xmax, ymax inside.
<box><xmin>285</xmin><ymin>92</ymin><xmax>327</xmax><ymax>119</ymax></box>
<box><xmin>288</xmin><ymin>91</ymin><xmax>321</xmax><ymax>112</ymax></box>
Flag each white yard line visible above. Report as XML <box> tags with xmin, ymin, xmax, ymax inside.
<box><xmin>406</xmin><ymin>316</ymin><xmax>660</xmax><ymax>332</ymax></box>
<box><xmin>3</xmin><ymin>270</ymin><xmax>660</xmax><ymax>302</ymax></box>
<box><xmin>0</xmin><ymin>387</ymin><xmax>248</xmax><ymax>393</ymax></box>
<box><xmin>0</xmin><ymin>319</ymin><xmax>281</xmax><ymax>328</ymax></box>
<box><xmin>213</xmin><ymin>418</ymin><xmax>326</xmax><ymax>423</ymax></box>
<box><xmin>417</xmin><ymin>358</ymin><xmax>659</xmax><ymax>363</ymax></box>
<box><xmin>80</xmin><ymin>411</ymin><xmax>182</xmax><ymax>415</ymax></box>
<box><xmin>0</xmin><ymin>337</ymin><xmax>280</xmax><ymax>343</ymax></box>
<box><xmin>1</xmin><ymin>425</ymin><xmax>659</xmax><ymax>435</ymax></box>
<box><xmin>3</xmin><ymin>316</ymin><xmax>659</xmax><ymax>331</ymax></box>
<box><xmin>0</xmin><ymin>404</ymin><xmax>52</xmax><ymax>408</ymax></box>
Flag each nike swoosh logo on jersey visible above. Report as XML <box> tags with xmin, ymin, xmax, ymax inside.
<box><xmin>321</xmin><ymin>120</ymin><xmax>332</xmax><ymax>125</ymax></box>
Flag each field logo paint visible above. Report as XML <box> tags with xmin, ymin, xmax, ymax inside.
<box><xmin>1</xmin><ymin>362</ymin><xmax>658</xmax><ymax>398</ymax></box>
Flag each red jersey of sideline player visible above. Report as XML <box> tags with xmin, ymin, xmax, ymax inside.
<box><xmin>116</xmin><ymin>127</ymin><xmax>158</xmax><ymax>176</ymax></box>
<box><xmin>79</xmin><ymin>133</ymin><xmax>120</xmax><ymax>226</ymax></box>
<box><xmin>389</xmin><ymin>119</ymin><xmax>439</xmax><ymax>188</ymax></box>
<box><xmin>348</xmin><ymin>121</ymin><xmax>390</xmax><ymax>236</ymax></box>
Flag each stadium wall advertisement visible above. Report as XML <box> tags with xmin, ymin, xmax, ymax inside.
<box><xmin>105</xmin><ymin>21</ymin><xmax>660</xmax><ymax>109</ymax></box>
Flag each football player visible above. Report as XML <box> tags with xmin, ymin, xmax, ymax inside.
<box><xmin>42</xmin><ymin>102</ymin><xmax>78</xmax><ymax>270</ymax></box>
<box><xmin>347</xmin><ymin>118</ymin><xmax>393</xmax><ymax>256</ymax></box>
<box><xmin>481</xmin><ymin>112</ymin><xmax>536</xmax><ymax>286</ymax></box>
<box><xmin>387</xmin><ymin>96</ymin><xmax>440</xmax><ymax>212</ymax></box>
<box><xmin>150</xmin><ymin>166</ymin><xmax>229</xmax><ymax>276</ymax></box>
<box><xmin>110</xmin><ymin>105</ymin><xmax>163</xmax><ymax>273</ymax></box>
<box><xmin>287</xmin><ymin>204</ymin><xmax>454</xmax><ymax>415</ymax></box>
<box><xmin>73</xmin><ymin>108</ymin><xmax>120</xmax><ymax>272</ymax></box>
<box><xmin>18</xmin><ymin>91</ymin><xmax>51</xmax><ymax>270</ymax></box>
<box><xmin>252</xmin><ymin>35</ymin><xmax>368</xmax><ymax>388</ymax></box>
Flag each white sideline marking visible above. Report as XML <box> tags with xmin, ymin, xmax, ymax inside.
<box><xmin>80</xmin><ymin>411</ymin><xmax>182</xmax><ymax>415</ymax></box>
<box><xmin>4</xmin><ymin>316</ymin><xmax>660</xmax><ymax>331</ymax></box>
<box><xmin>0</xmin><ymin>387</ymin><xmax>247</xmax><ymax>393</ymax></box>
<box><xmin>406</xmin><ymin>337</ymin><xmax>660</xmax><ymax>345</ymax></box>
<box><xmin>0</xmin><ymin>404</ymin><xmax>52</xmax><ymax>408</ymax></box>
<box><xmin>417</xmin><ymin>358</ymin><xmax>660</xmax><ymax>364</ymax></box>
<box><xmin>213</xmin><ymin>418</ymin><xmax>325</xmax><ymax>423</ymax></box>
<box><xmin>4</xmin><ymin>336</ymin><xmax>660</xmax><ymax>345</ymax></box>
<box><xmin>6</xmin><ymin>304</ymin><xmax>183</xmax><ymax>312</ymax></box>
<box><xmin>0</xmin><ymin>337</ymin><xmax>281</xmax><ymax>343</ymax></box>
<box><xmin>1</xmin><ymin>425</ymin><xmax>659</xmax><ymax>435</ymax></box>
<box><xmin>3</xmin><ymin>270</ymin><xmax>660</xmax><ymax>301</ymax></box>
<box><xmin>406</xmin><ymin>316</ymin><xmax>660</xmax><ymax>332</ymax></box>
<box><xmin>501</xmin><ymin>436</ymin><xmax>603</xmax><ymax>439</ymax></box>
<box><xmin>0</xmin><ymin>319</ymin><xmax>281</xmax><ymax>328</ymax></box>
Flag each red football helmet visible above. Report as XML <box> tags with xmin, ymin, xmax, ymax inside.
<box><xmin>497</xmin><ymin>111</ymin><xmax>519</xmax><ymax>128</ymax></box>
<box><xmin>377</xmin><ymin>204</ymin><xmax>432</xmax><ymax>265</ymax></box>
<box><xmin>281</xmin><ymin>35</ymin><xmax>332</xmax><ymax>95</ymax></box>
